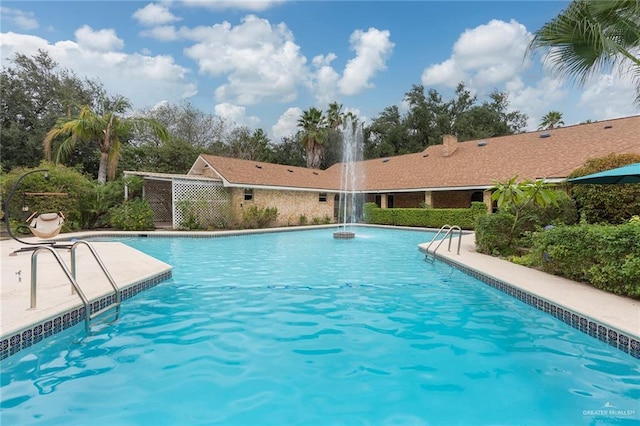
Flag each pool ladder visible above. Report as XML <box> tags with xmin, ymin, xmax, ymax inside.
<box><xmin>424</xmin><ymin>225</ymin><xmax>462</xmax><ymax>263</ymax></box>
<box><xmin>30</xmin><ymin>240</ymin><xmax>121</xmax><ymax>334</ymax></box>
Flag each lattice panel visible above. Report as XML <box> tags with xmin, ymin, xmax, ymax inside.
<box><xmin>144</xmin><ymin>180</ymin><xmax>172</xmax><ymax>222</ymax></box>
<box><xmin>172</xmin><ymin>179</ymin><xmax>231</xmax><ymax>229</ymax></box>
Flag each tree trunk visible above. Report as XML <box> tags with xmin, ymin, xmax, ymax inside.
<box><xmin>97</xmin><ymin>151</ymin><xmax>109</xmax><ymax>184</ymax></box>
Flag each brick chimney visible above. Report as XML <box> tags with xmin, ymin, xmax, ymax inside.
<box><xmin>442</xmin><ymin>134</ymin><xmax>458</xmax><ymax>157</ymax></box>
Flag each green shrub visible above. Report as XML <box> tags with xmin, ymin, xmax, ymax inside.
<box><xmin>108</xmin><ymin>199</ymin><xmax>155</xmax><ymax>231</ymax></box>
<box><xmin>531</xmin><ymin>223</ymin><xmax>640</xmax><ymax>298</ymax></box>
<box><xmin>241</xmin><ymin>205</ymin><xmax>278</xmax><ymax>229</ymax></box>
<box><xmin>363</xmin><ymin>201</ymin><xmax>487</xmax><ymax>229</ymax></box>
<box><xmin>475</xmin><ymin>212</ymin><xmax>517</xmax><ymax>256</ymax></box>
<box><xmin>298</xmin><ymin>214</ymin><xmax>307</xmax><ymax>226</ymax></box>
<box><xmin>518</xmin><ymin>190</ymin><xmax>577</xmax><ymax>231</ymax></box>
<box><xmin>0</xmin><ymin>162</ymin><xmax>93</xmax><ymax>232</ymax></box>
<box><xmin>568</xmin><ymin>153</ymin><xmax>640</xmax><ymax>224</ymax></box>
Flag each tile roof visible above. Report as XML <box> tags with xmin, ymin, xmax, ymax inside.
<box><xmin>198</xmin><ymin>154</ymin><xmax>341</xmax><ymax>191</ymax></box>
<box><xmin>196</xmin><ymin>115</ymin><xmax>640</xmax><ymax>192</ymax></box>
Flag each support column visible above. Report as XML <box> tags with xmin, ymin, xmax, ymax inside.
<box><xmin>380</xmin><ymin>194</ymin><xmax>388</xmax><ymax>209</ymax></box>
<box><xmin>424</xmin><ymin>191</ymin><xmax>433</xmax><ymax>208</ymax></box>
<box><xmin>483</xmin><ymin>190</ymin><xmax>493</xmax><ymax>213</ymax></box>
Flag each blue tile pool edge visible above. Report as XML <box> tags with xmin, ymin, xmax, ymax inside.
<box><xmin>0</xmin><ymin>270</ymin><xmax>172</xmax><ymax>361</ymax></box>
<box><xmin>430</xmin><ymin>251</ymin><xmax>640</xmax><ymax>360</ymax></box>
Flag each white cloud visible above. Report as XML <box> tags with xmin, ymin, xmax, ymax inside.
<box><xmin>75</xmin><ymin>25</ymin><xmax>124</xmax><ymax>52</ymax></box>
<box><xmin>580</xmin><ymin>74</ymin><xmax>639</xmax><ymax>120</ymax></box>
<box><xmin>0</xmin><ymin>31</ymin><xmax>197</xmax><ymax>110</ymax></box>
<box><xmin>310</xmin><ymin>53</ymin><xmax>340</xmax><ymax>105</ymax></box>
<box><xmin>182</xmin><ymin>15</ymin><xmax>307</xmax><ymax>105</ymax></box>
<box><xmin>214</xmin><ymin>102</ymin><xmax>260</xmax><ymax>127</ymax></box>
<box><xmin>422</xmin><ymin>19</ymin><xmax>530</xmax><ymax>89</ymax></box>
<box><xmin>141</xmin><ymin>25</ymin><xmax>179</xmax><ymax>41</ymax></box>
<box><xmin>272</xmin><ymin>107</ymin><xmax>302</xmax><ymax>141</ymax></box>
<box><xmin>180</xmin><ymin>0</ymin><xmax>285</xmax><ymax>12</ymax></box>
<box><xmin>133</xmin><ymin>3</ymin><xmax>181</xmax><ymax>26</ymax></box>
<box><xmin>338</xmin><ymin>28</ymin><xmax>394</xmax><ymax>96</ymax></box>
<box><xmin>0</xmin><ymin>7</ymin><xmax>39</xmax><ymax>30</ymax></box>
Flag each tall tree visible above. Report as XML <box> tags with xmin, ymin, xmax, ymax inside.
<box><xmin>297</xmin><ymin>107</ymin><xmax>327</xmax><ymax>169</ymax></box>
<box><xmin>224</xmin><ymin>127</ymin><xmax>272</xmax><ymax>161</ymax></box>
<box><xmin>528</xmin><ymin>0</ymin><xmax>640</xmax><ymax>104</ymax></box>
<box><xmin>326</xmin><ymin>101</ymin><xmax>345</xmax><ymax>129</ymax></box>
<box><xmin>44</xmin><ymin>96</ymin><xmax>169</xmax><ymax>183</ymax></box>
<box><xmin>0</xmin><ymin>50</ymin><xmax>100</xmax><ymax>172</ymax></box>
<box><xmin>538</xmin><ymin>111</ymin><xmax>565</xmax><ymax>130</ymax></box>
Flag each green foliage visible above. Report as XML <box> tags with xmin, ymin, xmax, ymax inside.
<box><xmin>0</xmin><ymin>162</ymin><xmax>93</xmax><ymax>232</ymax></box>
<box><xmin>241</xmin><ymin>205</ymin><xmax>278</xmax><ymax>229</ymax></box>
<box><xmin>78</xmin><ymin>176</ymin><xmax>144</xmax><ymax>229</ymax></box>
<box><xmin>363</xmin><ymin>202</ymin><xmax>487</xmax><ymax>229</ymax></box>
<box><xmin>568</xmin><ymin>153</ymin><xmax>640</xmax><ymax>224</ymax></box>
<box><xmin>530</xmin><ymin>223</ymin><xmax>640</xmax><ymax>298</ymax></box>
<box><xmin>298</xmin><ymin>214</ymin><xmax>308</xmax><ymax>226</ymax></box>
<box><xmin>490</xmin><ymin>176</ymin><xmax>560</xmax><ymax>243</ymax></box>
<box><xmin>518</xmin><ymin>190</ymin><xmax>577</xmax><ymax>231</ymax></box>
<box><xmin>108</xmin><ymin>199</ymin><xmax>155</xmax><ymax>231</ymax></box>
<box><xmin>475</xmin><ymin>212</ymin><xmax>518</xmax><ymax>256</ymax></box>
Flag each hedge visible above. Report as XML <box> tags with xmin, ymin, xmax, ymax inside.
<box><xmin>363</xmin><ymin>202</ymin><xmax>487</xmax><ymax>230</ymax></box>
<box><xmin>531</xmin><ymin>223</ymin><xmax>640</xmax><ymax>298</ymax></box>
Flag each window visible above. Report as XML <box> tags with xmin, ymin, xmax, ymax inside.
<box><xmin>471</xmin><ymin>191</ymin><xmax>484</xmax><ymax>203</ymax></box>
<box><xmin>387</xmin><ymin>195</ymin><xmax>394</xmax><ymax>208</ymax></box>
<box><xmin>374</xmin><ymin>195</ymin><xmax>382</xmax><ymax>208</ymax></box>
<box><xmin>319</xmin><ymin>192</ymin><xmax>327</xmax><ymax>202</ymax></box>
<box><xmin>244</xmin><ymin>188</ymin><xmax>254</xmax><ymax>201</ymax></box>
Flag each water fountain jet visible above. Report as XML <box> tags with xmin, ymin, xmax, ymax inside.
<box><xmin>334</xmin><ymin>119</ymin><xmax>364</xmax><ymax>240</ymax></box>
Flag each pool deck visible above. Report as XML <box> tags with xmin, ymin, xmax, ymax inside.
<box><xmin>1</xmin><ymin>227</ymin><xmax>639</xmax><ymax>359</ymax></box>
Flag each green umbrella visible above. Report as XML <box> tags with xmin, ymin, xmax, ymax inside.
<box><xmin>568</xmin><ymin>162</ymin><xmax>640</xmax><ymax>185</ymax></box>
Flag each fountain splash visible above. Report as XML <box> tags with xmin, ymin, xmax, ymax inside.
<box><xmin>334</xmin><ymin>119</ymin><xmax>364</xmax><ymax>240</ymax></box>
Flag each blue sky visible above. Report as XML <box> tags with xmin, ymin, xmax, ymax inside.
<box><xmin>1</xmin><ymin>1</ymin><xmax>638</xmax><ymax>141</ymax></box>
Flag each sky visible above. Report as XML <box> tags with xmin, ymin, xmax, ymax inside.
<box><xmin>1</xmin><ymin>0</ymin><xmax>638</xmax><ymax>142</ymax></box>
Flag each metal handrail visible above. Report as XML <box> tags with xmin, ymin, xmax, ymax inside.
<box><xmin>30</xmin><ymin>241</ymin><xmax>121</xmax><ymax>334</ymax></box>
<box><xmin>30</xmin><ymin>246</ymin><xmax>92</xmax><ymax>333</ymax></box>
<box><xmin>425</xmin><ymin>224</ymin><xmax>462</xmax><ymax>260</ymax></box>
<box><xmin>70</xmin><ymin>240</ymin><xmax>121</xmax><ymax>308</ymax></box>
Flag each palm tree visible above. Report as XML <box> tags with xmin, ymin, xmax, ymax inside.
<box><xmin>527</xmin><ymin>0</ymin><xmax>640</xmax><ymax>104</ymax></box>
<box><xmin>297</xmin><ymin>107</ymin><xmax>327</xmax><ymax>169</ymax></box>
<box><xmin>538</xmin><ymin>111</ymin><xmax>565</xmax><ymax>130</ymax></box>
<box><xmin>326</xmin><ymin>102</ymin><xmax>344</xmax><ymax>129</ymax></box>
<box><xmin>44</xmin><ymin>96</ymin><xmax>169</xmax><ymax>183</ymax></box>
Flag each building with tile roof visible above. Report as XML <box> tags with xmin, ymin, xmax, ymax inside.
<box><xmin>127</xmin><ymin>115</ymin><xmax>640</xmax><ymax>229</ymax></box>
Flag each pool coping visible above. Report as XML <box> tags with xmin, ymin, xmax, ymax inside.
<box><xmin>1</xmin><ymin>225</ymin><xmax>638</xmax><ymax>360</ymax></box>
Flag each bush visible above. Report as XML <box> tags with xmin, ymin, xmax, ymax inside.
<box><xmin>568</xmin><ymin>153</ymin><xmax>640</xmax><ymax>224</ymax></box>
<box><xmin>79</xmin><ymin>176</ymin><xmax>145</xmax><ymax>229</ymax></box>
<box><xmin>241</xmin><ymin>205</ymin><xmax>278</xmax><ymax>229</ymax></box>
<box><xmin>363</xmin><ymin>202</ymin><xmax>487</xmax><ymax>229</ymax></box>
<box><xmin>530</xmin><ymin>223</ymin><xmax>640</xmax><ymax>298</ymax></box>
<box><xmin>0</xmin><ymin>162</ymin><xmax>93</xmax><ymax>232</ymax></box>
<box><xmin>475</xmin><ymin>212</ymin><xmax>517</xmax><ymax>256</ymax></box>
<box><xmin>108</xmin><ymin>199</ymin><xmax>155</xmax><ymax>231</ymax></box>
<box><xmin>518</xmin><ymin>190</ymin><xmax>578</xmax><ymax>231</ymax></box>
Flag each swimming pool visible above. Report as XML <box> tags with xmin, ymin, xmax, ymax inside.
<box><xmin>1</xmin><ymin>227</ymin><xmax>639</xmax><ymax>425</ymax></box>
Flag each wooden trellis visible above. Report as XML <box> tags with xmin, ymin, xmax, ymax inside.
<box><xmin>172</xmin><ymin>179</ymin><xmax>231</xmax><ymax>229</ymax></box>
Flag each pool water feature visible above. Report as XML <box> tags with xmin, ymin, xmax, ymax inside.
<box><xmin>1</xmin><ymin>228</ymin><xmax>638</xmax><ymax>425</ymax></box>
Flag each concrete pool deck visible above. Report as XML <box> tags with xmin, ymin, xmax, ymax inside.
<box><xmin>1</xmin><ymin>227</ymin><xmax>639</xmax><ymax>360</ymax></box>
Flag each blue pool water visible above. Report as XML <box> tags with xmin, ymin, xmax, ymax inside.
<box><xmin>1</xmin><ymin>227</ymin><xmax>639</xmax><ymax>425</ymax></box>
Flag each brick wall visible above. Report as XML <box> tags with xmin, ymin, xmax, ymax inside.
<box><xmin>231</xmin><ymin>188</ymin><xmax>336</xmax><ymax>226</ymax></box>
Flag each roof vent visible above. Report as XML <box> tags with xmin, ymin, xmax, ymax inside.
<box><xmin>422</xmin><ymin>153</ymin><xmax>429</xmax><ymax>157</ymax></box>
<box><xmin>312</xmin><ymin>171</ymin><xmax>318</xmax><ymax>175</ymax></box>
<box><xmin>287</xmin><ymin>169</ymin><xmax>293</xmax><ymax>173</ymax></box>
<box><xmin>382</xmin><ymin>158</ymin><xmax>389</xmax><ymax>163</ymax></box>
<box><xmin>540</xmin><ymin>132</ymin><xmax>551</xmax><ymax>138</ymax></box>
<box><xmin>477</xmin><ymin>141</ymin><xmax>487</xmax><ymax>146</ymax></box>
<box><xmin>604</xmin><ymin>125</ymin><xmax>613</xmax><ymax>129</ymax></box>
<box><xmin>255</xmin><ymin>164</ymin><xmax>262</xmax><ymax>169</ymax></box>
